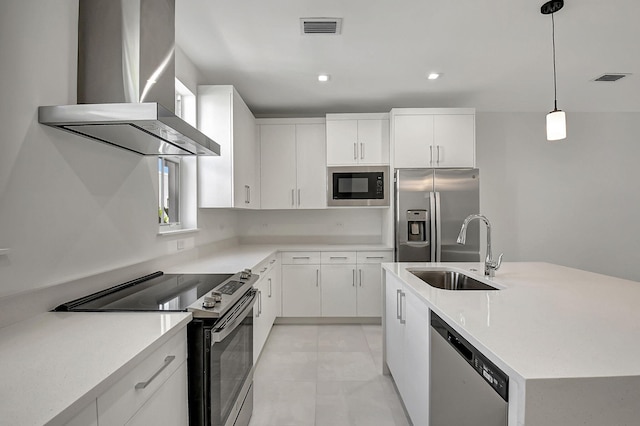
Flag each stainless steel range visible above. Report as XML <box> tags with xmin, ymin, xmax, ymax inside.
<box><xmin>54</xmin><ymin>270</ymin><xmax>259</xmax><ymax>426</ymax></box>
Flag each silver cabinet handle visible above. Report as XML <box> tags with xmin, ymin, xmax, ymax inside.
<box><xmin>268</xmin><ymin>278</ymin><xmax>272</xmax><ymax>298</ymax></box>
<box><xmin>429</xmin><ymin>145</ymin><xmax>433</xmax><ymax>165</ymax></box>
<box><xmin>316</xmin><ymin>269</ymin><xmax>319</xmax><ymax>287</ymax></box>
<box><xmin>359</xmin><ymin>269</ymin><xmax>362</xmax><ymax>287</ymax></box>
<box><xmin>260</xmin><ymin>267</ymin><xmax>267</xmax><ymax>273</ymax></box>
<box><xmin>245</xmin><ymin>185</ymin><xmax>250</xmax><ymax>204</ymax></box>
<box><xmin>436</xmin><ymin>145</ymin><xmax>441</xmax><ymax>165</ymax></box>
<box><xmin>366</xmin><ymin>256</ymin><xmax>385</xmax><ymax>259</ymax></box>
<box><xmin>360</xmin><ymin>143</ymin><xmax>364</xmax><ymax>160</ymax></box>
<box><xmin>256</xmin><ymin>290</ymin><xmax>262</xmax><ymax>316</ymax></box>
<box><xmin>270</xmin><ymin>259</ymin><xmax>276</xmax><ymax>264</ymax></box>
<box><xmin>248</xmin><ymin>185</ymin><xmax>251</xmax><ymax>204</ymax></box>
<box><xmin>353</xmin><ymin>143</ymin><xmax>357</xmax><ymax>160</ymax></box>
<box><xmin>292</xmin><ymin>256</ymin><xmax>310</xmax><ymax>259</ymax></box>
<box><xmin>352</xmin><ymin>269</ymin><xmax>356</xmax><ymax>287</ymax></box>
<box><xmin>399</xmin><ymin>291</ymin><xmax>406</xmax><ymax>324</ymax></box>
<box><xmin>135</xmin><ymin>355</ymin><xmax>175</xmax><ymax>390</ymax></box>
<box><xmin>298</xmin><ymin>189</ymin><xmax>301</xmax><ymax>206</ymax></box>
<box><xmin>396</xmin><ymin>289</ymin><xmax>401</xmax><ymax>320</ymax></box>
<box><xmin>291</xmin><ymin>189</ymin><xmax>295</xmax><ymax>206</ymax></box>
<box><xmin>330</xmin><ymin>256</ymin><xmax>348</xmax><ymax>259</ymax></box>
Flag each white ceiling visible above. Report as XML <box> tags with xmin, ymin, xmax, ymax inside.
<box><xmin>176</xmin><ymin>0</ymin><xmax>639</xmax><ymax>117</ymax></box>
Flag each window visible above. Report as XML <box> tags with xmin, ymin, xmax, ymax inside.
<box><xmin>158</xmin><ymin>157</ymin><xmax>180</xmax><ymax>227</ymax></box>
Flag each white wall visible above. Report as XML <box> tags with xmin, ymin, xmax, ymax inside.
<box><xmin>477</xmin><ymin>112</ymin><xmax>640</xmax><ymax>281</ymax></box>
<box><xmin>0</xmin><ymin>0</ymin><xmax>239</xmax><ymax>300</ymax></box>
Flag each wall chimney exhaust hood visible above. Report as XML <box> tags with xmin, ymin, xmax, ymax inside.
<box><xmin>38</xmin><ymin>0</ymin><xmax>220</xmax><ymax>156</ymax></box>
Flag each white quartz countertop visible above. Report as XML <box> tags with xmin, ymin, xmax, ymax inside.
<box><xmin>383</xmin><ymin>262</ymin><xmax>640</xmax><ymax>381</ymax></box>
<box><xmin>0</xmin><ymin>311</ymin><xmax>191</xmax><ymax>426</ymax></box>
<box><xmin>166</xmin><ymin>243</ymin><xmax>393</xmax><ymax>274</ymax></box>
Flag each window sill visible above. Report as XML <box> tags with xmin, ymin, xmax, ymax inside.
<box><xmin>157</xmin><ymin>228</ymin><xmax>200</xmax><ymax>236</ymax></box>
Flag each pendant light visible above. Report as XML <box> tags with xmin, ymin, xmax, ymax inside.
<box><xmin>541</xmin><ymin>0</ymin><xmax>566</xmax><ymax>141</ymax></box>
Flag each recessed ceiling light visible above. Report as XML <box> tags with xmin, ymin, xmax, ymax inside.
<box><xmin>427</xmin><ymin>73</ymin><xmax>440</xmax><ymax>80</ymax></box>
<box><xmin>318</xmin><ymin>74</ymin><xmax>330</xmax><ymax>82</ymax></box>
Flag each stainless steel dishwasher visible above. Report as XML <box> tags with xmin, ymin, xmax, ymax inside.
<box><xmin>430</xmin><ymin>312</ymin><xmax>509</xmax><ymax>426</ymax></box>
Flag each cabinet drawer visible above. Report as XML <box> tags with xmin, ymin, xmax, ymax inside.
<box><xmin>254</xmin><ymin>253</ymin><xmax>279</xmax><ymax>276</ymax></box>
<box><xmin>281</xmin><ymin>251</ymin><xmax>321</xmax><ymax>264</ymax></box>
<box><xmin>357</xmin><ymin>251</ymin><xmax>393</xmax><ymax>264</ymax></box>
<box><xmin>97</xmin><ymin>329</ymin><xmax>187</xmax><ymax>425</ymax></box>
<box><xmin>321</xmin><ymin>251</ymin><xmax>357</xmax><ymax>264</ymax></box>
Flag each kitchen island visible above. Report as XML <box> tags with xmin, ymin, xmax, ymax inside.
<box><xmin>383</xmin><ymin>262</ymin><xmax>640</xmax><ymax>426</ymax></box>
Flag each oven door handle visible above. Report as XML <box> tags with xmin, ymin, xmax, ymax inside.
<box><xmin>210</xmin><ymin>289</ymin><xmax>258</xmax><ymax>344</ymax></box>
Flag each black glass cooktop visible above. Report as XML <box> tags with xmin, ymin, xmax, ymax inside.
<box><xmin>54</xmin><ymin>272</ymin><xmax>233</xmax><ymax>312</ymax></box>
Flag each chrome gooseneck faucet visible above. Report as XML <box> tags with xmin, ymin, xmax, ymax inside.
<box><xmin>457</xmin><ymin>214</ymin><xmax>503</xmax><ymax>277</ymax></box>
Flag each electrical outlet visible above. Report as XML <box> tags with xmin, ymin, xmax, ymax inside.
<box><xmin>177</xmin><ymin>239</ymin><xmax>185</xmax><ymax>250</ymax></box>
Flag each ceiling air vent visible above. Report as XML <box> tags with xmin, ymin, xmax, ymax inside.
<box><xmin>300</xmin><ymin>18</ymin><xmax>342</xmax><ymax>35</ymax></box>
<box><xmin>593</xmin><ymin>73</ymin><xmax>630</xmax><ymax>82</ymax></box>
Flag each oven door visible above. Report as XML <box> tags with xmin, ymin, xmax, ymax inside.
<box><xmin>207</xmin><ymin>289</ymin><xmax>256</xmax><ymax>426</ymax></box>
<box><xmin>328</xmin><ymin>166</ymin><xmax>389</xmax><ymax>206</ymax></box>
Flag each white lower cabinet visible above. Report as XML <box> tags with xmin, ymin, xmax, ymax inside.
<box><xmin>321</xmin><ymin>264</ymin><xmax>357</xmax><ymax>316</ymax></box>
<box><xmin>281</xmin><ymin>250</ymin><xmax>392</xmax><ymax>318</ymax></box>
<box><xmin>253</xmin><ymin>254</ymin><xmax>280</xmax><ymax>362</ymax></box>
<box><xmin>97</xmin><ymin>329</ymin><xmax>188</xmax><ymax>426</ymax></box>
<box><xmin>384</xmin><ymin>273</ymin><xmax>430</xmax><ymax>426</ymax></box>
<box><xmin>64</xmin><ymin>400</ymin><xmax>98</xmax><ymax>426</ymax></box>
<box><xmin>357</xmin><ymin>263</ymin><xmax>383</xmax><ymax>317</ymax></box>
<box><xmin>281</xmin><ymin>264</ymin><xmax>321</xmax><ymax>317</ymax></box>
<box><xmin>124</xmin><ymin>363</ymin><xmax>188</xmax><ymax>426</ymax></box>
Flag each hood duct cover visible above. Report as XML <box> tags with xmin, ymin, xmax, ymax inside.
<box><xmin>38</xmin><ymin>0</ymin><xmax>220</xmax><ymax>156</ymax></box>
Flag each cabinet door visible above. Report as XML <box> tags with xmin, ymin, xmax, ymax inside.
<box><xmin>260</xmin><ymin>124</ymin><xmax>297</xmax><ymax>209</ymax></box>
<box><xmin>384</xmin><ymin>273</ymin><xmax>405</xmax><ymax>387</ymax></box>
<box><xmin>296</xmin><ymin>124</ymin><xmax>327</xmax><ymax>209</ymax></box>
<box><xmin>357</xmin><ymin>264</ymin><xmax>383</xmax><ymax>317</ymax></box>
<box><xmin>321</xmin><ymin>264</ymin><xmax>357</xmax><ymax>316</ymax></box>
<box><xmin>434</xmin><ymin>114</ymin><xmax>475</xmax><ymax>167</ymax></box>
<box><xmin>402</xmin><ymin>290</ymin><xmax>430</xmax><ymax>426</ymax></box>
<box><xmin>326</xmin><ymin>120</ymin><xmax>358</xmax><ymax>165</ymax></box>
<box><xmin>232</xmin><ymin>91</ymin><xmax>257</xmax><ymax>208</ymax></box>
<box><xmin>65</xmin><ymin>400</ymin><xmax>98</xmax><ymax>426</ymax></box>
<box><xmin>124</xmin><ymin>362</ymin><xmax>188</xmax><ymax>426</ymax></box>
<box><xmin>253</xmin><ymin>277</ymin><xmax>269</xmax><ymax>363</ymax></box>
<box><xmin>198</xmin><ymin>87</ymin><xmax>233</xmax><ymax>207</ymax></box>
<box><xmin>281</xmin><ymin>265</ymin><xmax>321</xmax><ymax>316</ymax></box>
<box><xmin>393</xmin><ymin>114</ymin><xmax>434</xmax><ymax>168</ymax></box>
<box><xmin>357</xmin><ymin>119</ymin><xmax>388</xmax><ymax>165</ymax></box>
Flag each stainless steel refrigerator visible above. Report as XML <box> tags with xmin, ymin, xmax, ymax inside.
<box><xmin>395</xmin><ymin>168</ymin><xmax>480</xmax><ymax>262</ymax></box>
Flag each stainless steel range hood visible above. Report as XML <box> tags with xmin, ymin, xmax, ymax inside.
<box><xmin>38</xmin><ymin>0</ymin><xmax>220</xmax><ymax>156</ymax></box>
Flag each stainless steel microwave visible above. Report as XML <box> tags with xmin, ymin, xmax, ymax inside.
<box><xmin>327</xmin><ymin>166</ymin><xmax>390</xmax><ymax>206</ymax></box>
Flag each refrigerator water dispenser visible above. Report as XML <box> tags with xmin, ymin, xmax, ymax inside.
<box><xmin>407</xmin><ymin>210</ymin><xmax>428</xmax><ymax>242</ymax></box>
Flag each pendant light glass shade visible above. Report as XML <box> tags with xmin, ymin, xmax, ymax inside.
<box><xmin>546</xmin><ymin>109</ymin><xmax>566</xmax><ymax>141</ymax></box>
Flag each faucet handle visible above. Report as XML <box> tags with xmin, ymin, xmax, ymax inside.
<box><xmin>494</xmin><ymin>253</ymin><xmax>504</xmax><ymax>271</ymax></box>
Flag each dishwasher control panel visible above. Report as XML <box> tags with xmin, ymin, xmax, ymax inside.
<box><xmin>431</xmin><ymin>311</ymin><xmax>509</xmax><ymax>402</ymax></box>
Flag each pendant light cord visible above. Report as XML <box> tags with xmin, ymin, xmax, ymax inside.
<box><xmin>551</xmin><ymin>13</ymin><xmax>558</xmax><ymax>111</ymax></box>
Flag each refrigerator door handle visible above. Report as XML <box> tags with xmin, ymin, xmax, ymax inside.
<box><xmin>429</xmin><ymin>192</ymin><xmax>437</xmax><ymax>262</ymax></box>
<box><xmin>435</xmin><ymin>191</ymin><xmax>442</xmax><ymax>262</ymax></box>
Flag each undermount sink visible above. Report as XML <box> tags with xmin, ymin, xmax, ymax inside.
<box><xmin>408</xmin><ymin>269</ymin><xmax>499</xmax><ymax>291</ymax></box>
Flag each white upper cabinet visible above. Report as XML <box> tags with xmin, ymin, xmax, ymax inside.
<box><xmin>392</xmin><ymin>108</ymin><xmax>475</xmax><ymax>168</ymax></box>
<box><xmin>259</xmin><ymin>118</ymin><xmax>326</xmax><ymax>210</ymax></box>
<box><xmin>326</xmin><ymin>113</ymin><xmax>390</xmax><ymax>166</ymax></box>
<box><xmin>198</xmin><ymin>85</ymin><xmax>259</xmax><ymax>209</ymax></box>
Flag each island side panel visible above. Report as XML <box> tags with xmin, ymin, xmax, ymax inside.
<box><xmin>524</xmin><ymin>376</ymin><xmax>640</xmax><ymax>426</ymax></box>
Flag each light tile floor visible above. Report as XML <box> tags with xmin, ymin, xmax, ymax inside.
<box><xmin>248</xmin><ymin>324</ymin><xmax>411</xmax><ymax>426</ymax></box>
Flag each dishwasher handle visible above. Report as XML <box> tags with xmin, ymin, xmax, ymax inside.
<box><xmin>448</xmin><ymin>332</ymin><xmax>472</xmax><ymax>361</ymax></box>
